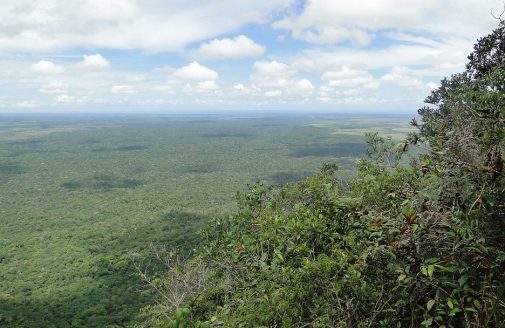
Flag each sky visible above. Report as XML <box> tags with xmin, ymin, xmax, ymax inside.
<box><xmin>0</xmin><ymin>0</ymin><xmax>503</xmax><ymax>113</ymax></box>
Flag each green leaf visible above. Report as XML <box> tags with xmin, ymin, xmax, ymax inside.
<box><xmin>458</xmin><ymin>275</ymin><xmax>468</xmax><ymax>287</ymax></box>
<box><xmin>398</xmin><ymin>274</ymin><xmax>407</xmax><ymax>281</ymax></box>
<box><xmin>427</xmin><ymin>299</ymin><xmax>436</xmax><ymax>311</ymax></box>
<box><xmin>421</xmin><ymin>317</ymin><xmax>433</xmax><ymax>326</ymax></box>
<box><xmin>427</xmin><ymin>265</ymin><xmax>435</xmax><ymax>277</ymax></box>
<box><xmin>447</xmin><ymin>300</ymin><xmax>454</xmax><ymax>309</ymax></box>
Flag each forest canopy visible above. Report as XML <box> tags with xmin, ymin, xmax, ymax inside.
<box><xmin>138</xmin><ymin>23</ymin><xmax>505</xmax><ymax>328</ymax></box>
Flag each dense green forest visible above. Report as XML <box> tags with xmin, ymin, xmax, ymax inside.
<box><xmin>0</xmin><ymin>112</ymin><xmax>411</xmax><ymax>326</ymax></box>
<box><xmin>136</xmin><ymin>24</ymin><xmax>505</xmax><ymax>327</ymax></box>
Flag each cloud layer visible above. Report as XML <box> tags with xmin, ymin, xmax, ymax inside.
<box><xmin>1</xmin><ymin>0</ymin><xmax>504</xmax><ymax>111</ymax></box>
<box><xmin>0</xmin><ymin>0</ymin><xmax>291</xmax><ymax>52</ymax></box>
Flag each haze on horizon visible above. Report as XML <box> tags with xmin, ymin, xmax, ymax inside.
<box><xmin>0</xmin><ymin>0</ymin><xmax>503</xmax><ymax>113</ymax></box>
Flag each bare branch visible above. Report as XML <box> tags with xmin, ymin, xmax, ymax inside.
<box><xmin>130</xmin><ymin>246</ymin><xmax>211</xmax><ymax>316</ymax></box>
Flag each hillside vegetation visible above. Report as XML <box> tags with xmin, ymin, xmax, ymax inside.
<box><xmin>0</xmin><ymin>112</ymin><xmax>412</xmax><ymax>327</ymax></box>
<box><xmin>140</xmin><ymin>24</ymin><xmax>505</xmax><ymax>327</ymax></box>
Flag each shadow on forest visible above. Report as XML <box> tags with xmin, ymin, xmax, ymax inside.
<box><xmin>251</xmin><ymin>123</ymin><xmax>283</xmax><ymax>127</ymax></box>
<box><xmin>92</xmin><ymin>145</ymin><xmax>148</xmax><ymax>153</ymax></box>
<box><xmin>0</xmin><ymin>162</ymin><xmax>25</xmax><ymax>184</ymax></box>
<box><xmin>84</xmin><ymin>139</ymin><xmax>100</xmax><ymax>144</ymax></box>
<box><xmin>177</xmin><ymin>163</ymin><xmax>217</xmax><ymax>174</ymax></box>
<box><xmin>6</xmin><ymin>139</ymin><xmax>43</xmax><ymax>146</ymax></box>
<box><xmin>3</xmin><ymin>139</ymin><xmax>62</xmax><ymax>158</ymax></box>
<box><xmin>268</xmin><ymin>171</ymin><xmax>313</xmax><ymax>184</ymax></box>
<box><xmin>0</xmin><ymin>211</ymin><xmax>208</xmax><ymax>328</ymax></box>
<box><xmin>289</xmin><ymin>142</ymin><xmax>367</xmax><ymax>158</ymax></box>
<box><xmin>201</xmin><ymin>132</ymin><xmax>253</xmax><ymax>138</ymax></box>
<box><xmin>62</xmin><ymin>174</ymin><xmax>143</xmax><ymax>191</ymax></box>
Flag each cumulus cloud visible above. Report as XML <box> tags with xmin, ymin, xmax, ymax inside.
<box><xmin>265</xmin><ymin>90</ymin><xmax>282</xmax><ymax>97</ymax></box>
<box><xmin>291</xmin><ymin>36</ymin><xmax>473</xmax><ymax>79</ymax></box>
<box><xmin>181</xmin><ymin>80</ymin><xmax>221</xmax><ymax>95</ymax></box>
<box><xmin>194</xmin><ymin>35</ymin><xmax>266</xmax><ymax>59</ymax></box>
<box><xmin>297</xmin><ymin>78</ymin><xmax>315</xmax><ymax>91</ymax></box>
<box><xmin>39</xmin><ymin>81</ymin><xmax>68</xmax><ymax>94</ymax></box>
<box><xmin>56</xmin><ymin>94</ymin><xmax>76</xmax><ymax>104</ymax></box>
<box><xmin>111</xmin><ymin>85</ymin><xmax>137</xmax><ymax>94</ymax></box>
<box><xmin>317</xmin><ymin>67</ymin><xmax>384</xmax><ymax>102</ymax></box>
<box><xmin>250</xmin><ymin>60</ymin><xmax>315</xmax><ymax>99</ymax></box>
<box><xmin>321</xmin><ymin>66</ymin><xmax>375</xmax><ymax>87</ymax></box>
<box><xmin>227</xmin><ymin>84</ymin><xmax>262</xmax><ymax>98</ymax></box>
<box><xmin>2</xmin><ymin>1</ymin><xmax>502</xmax><ymax>111</ymax></box>
<box><xmin>381</xmin><ymin>66</ymin><xmax>436</xmax><ymax>91</ymax></box>
<box><xmin>172</xmin><ymin>62</ymin><xmax>219</xmax><ymax>81</ymax></box>
<box><xmin>250</xmin><ymin>61</ymin><xmax>296</xmax><ymax>88</ymax></box>
<box><xmin>195</xmin><ymin>80</ymin><xmax>219</xmax><ymax>91</ymax></box>
<box><xmin>0</xmin><ymin>1</ymin><xmax>291</xmax><ymax>52</ymax></box>
<box><xmin>152</xmin><ymin>65</ymin><xmax>176</xmax><ymax>74</ymax></box>
<box><xmin>15</xmin><ymin>100</ymin><xmax>38</xmax><ymax>108</ymax></box>
<box><xmin>76</xmin><ymin>54</ymin><xmax>110</xmax><ymax>70</ymax></box>
<box><xmin>232</xmin><ymin>83</ymin><xmax>250</xmax><ymax>95</ymax></box>
<box><xmin>273</xmin><ymin>0</ymin><xmax>503</xmax><ymax>45</ymax></box>
<box><xmin>31</xmin><ymin>60</ymin><xmax>64</xmax><ymax>74</ymax></box>
<box><xmin>381</xmin><ymin>66</ymin><xmax>422</xmax><ymax>87</ymax></box>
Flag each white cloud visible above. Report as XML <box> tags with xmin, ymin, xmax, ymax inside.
<box><xmin>2</xmin><ymin>1</ymin><xmax>502</xmax><ymax>111</ymax></box>
<box><xmin>195</xmin><ymin>35</ymin><xmax>266</xmax><ymax>59</ymax></box>
<box><xmin>172</xmin><ymin>62</ymin><xmax>219</xmax><ymax>81</ymax></box>
<box><xmin>317</xmin><ymin>67</ymin><xmax>382</xmax><ymax>102</ymax></box>
<box><xmin>152</xmin><ymin>84</ymin><xmax>176</xmax><ymax>95</ymax></box>
<box><xmin>181</xmin><ymin>80</ymin><xmax>221</xmax><ymax>95</ymax></box>
<box><xmin>250</xmin><ymin>61</ymin><xmax>296</xmax><ymax>88</ymax></box>
<box><xmin>291</xmin><ymin>38</ymin><xmax>472</xmax><ymax>78</ymax></box>
<box><xmin>250</xmin><ymin>60</ymin><xmax>316</xmax><ymax>99</ymax></box>
<box><xmin>183</xmin><ymin>83</ymin><xmax>193</xmax><ymax>94</ymax></box>
<box><xmin>232</xmin><ymin>83</ymin><xmax>250</xmax><ymax>95</ymax></box>
<box><xmin>76</xmin><ymin>54</ymin><xmax>110</xmax><ymax>70</ymax></box>
<box><xmin>56</xmin><ymin>94</ymin><xmax>76</xmax><ymax>104</ymax></box>
<box><xmin>265</xmin><ymin>90</ymin><xmax>282</xmax><ymax>97</ymax></box>
<box><xmin>381</xmin><ymin>66</ymin><xmax>422</xmax><ymax>88</ymax></box>
<box><xmin>31</xmin><ymin>60</ymin><xmax>64</xmax><ymax>74</ymax></box>
<box><xmin>152</xmin><ymin>65</ymin><xmax>176</xmax><ymax>74</ymax></box>
<box><xmin>0</xmin><ymin>1</ymin><xmax>291</xmax><ymax>52</ymax></box>
<box><xmin>15</xmin><ymin>100</ymin><xmax>38</xmax><ymax>108</ymax></box>
<box><xmin>425</xmin><ymin>81</ymin><xmax>439</xmax><ymax>91</ymax></box>
<box><xmin>273</xmin><ymin>0</ymin><xmax>503</xmax><ymax>45</ymax></box>
<box><xmin>381</xmin><ymin>66</ymin><xmax>436</xmax><ymax>91</ymax></box>
<box><xmin>195</xmin><ymin>80</ymin><xmax>219</xmax><ymax>91</ymax></box>
<box><xmin>111</xmin><ymin>85</ymin><xmax>137</xmax><ymax>94</ymax></box>
<box><xmin>296</xmin><ymin>79</ymin><xmax>314</xmax><ymax>91</ymax></box>
<box><xmin>316</xmin><ymin>96</ymin><xmax>332</xmax><ymax>103</ymax></box>
<box><xmin>39</xmin><ymin>81</ymin><xmax>68</xmax><ymax>94</ymax></box>
<box><xmin>321</xmin><ymin>66</ymin><xmax>375</xmax><ymax>87</ymax></box>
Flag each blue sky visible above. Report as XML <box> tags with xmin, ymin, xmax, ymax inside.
<box><xmin>0</xmin><ymin>0</ymin><xmax>503</xmax><ymax>113</ymax></box>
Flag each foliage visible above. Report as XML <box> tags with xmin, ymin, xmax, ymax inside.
<box><xmin>0</xmin><ymin>114</ymin><xmax>405</xmax><ymax>326</ymax></box>
<box><xmin>144</xmin><ymin>24</ymin><xmax>505</xmax><ymax>327</ymax></box>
